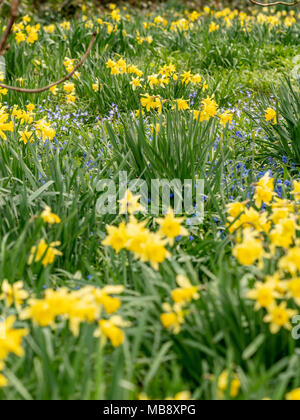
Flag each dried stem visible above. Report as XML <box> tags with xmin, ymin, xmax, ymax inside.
<box><xmin>249</xmin><ymin>0</ymin><xmax>299</xmax><ymax>7</ymax></box>
<box><xmin>0</xmin><ymin>0</ymin><xmax>20</xmax><ymax>56</ymax></box>
<box><xmin>0</xmin><ymin>30</ymin><xmax>98</xmax><ymax>93</ymax></box>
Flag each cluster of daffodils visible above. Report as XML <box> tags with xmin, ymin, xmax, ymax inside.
<box><xmin>0</xmin><ymin>279</ymin><xmax>28</xmax><ymax>388</ymax></box>
<box><xmin>202</xmin><ymin>368</ymin><xmax>241</xmax><ymax>399</ymax></box>
<box><xmin>59</xmin><ymin>21</ymin><xmax>71</xmax><ymax>31</ymax></box>
<box><xmin>62</xmin><ymin>82</ymin><xmax>77</xmax><ymax>104</ymax></box>
<box><xmin>97</xmin><ymin>19</ymin><xmax>117</xmax><ymax>36</ymax></box>
<box><xmin>0</xmin><ymin>313</ymin><xmax>28</xmax><ymax>388</ymax></box>
<box><xmin>256</xmin><ymin>11</ymin><xmax>297</xmax><ymax>29</ymax></box>
<box><xmin>7</xmin><ymin>103</ymin><xmax>57</xmax><ymax>144</ymax></box>
<box><xmin>0</xmin><ymin>280</ymin><xmax>127</xmax><ymax>344</ymax></box>
<box><xmin>147</xmin><ymin>64</ymin><xmax>178</xmax><ymax>89</ymax></box>
<box><xmin>61</xmin><ymin>57</ymin><xmax>82</xmax><ymax>102</ymax></box>
<box><xmin>217</xmin><ymin>370</ymin><xmax>300</xmax><ymax>400</ymax></box>
<box><xmin>92</xmin><ymin>79</ymin><xmax>103</xmax><ymax>92</ymax></box>
<box><xmin>28</xmin><ymin>206</ymin><xmax>62</xmax><ymax>267</ymax></box>
<box><xmin>12</xmin><ymin>15</ymin><xmax>40</xmax><ymax>45</ymax></box>
<box><xmin>0</xmin><ymin>72</ymin><xmax>7</xmax><ymax>96</ymax></box>
<box><xmin>140</xmin><ymin>94</ymin><xmax>163</xmax><ymax>114</ymax></box>
<box><xmin>0</xmin><ymin>106</ymin><xmax>14</xmax><ymax>140</ymax></box>
<box><xmin>36</xmin><ymin>57</ymin><xmax>81</xmax><ymax>104</ymax></box>
<box><xmin>12</xmin><ymin>104</ymin><xmax>56</xmax><ymax>144</ymax></box>
<box><xmin>140</xmin><ymin>93</ymin><xmax>233</xmax><ymax>128</ymax></box>
<box><xmin>64</xmin><ymin>57</ymin><xmax>78</xmax><ymax>76</ymax></box>
<box><xmin>100</xmin><ymin>5</ymin><xmax>298</xmax><ymax>36</ymax></box>
<box><xmin>102</xmin><ymin>190</ymin><xmax>188</xmax><ymax>270</ymax></box>
<box><xmin>95</xmin><ymin>6</ymin><xmax>299</xmax><ymax>41</ymax></box>
<box><xmin>192</xmin><ymin>96</ymin><xmax>219</xmax><ymax>122</ymax></box>
<box><xmin>12</xmin><ymin>104</ymin><xmax>35</xmax><ymax>125</ymax></box>
<box><xmin>96</xmin><ymin>3</ymin><xmax>132</xmax><ymax>35</ymax></box>
<box><xmin>35</xmin><ymin>118</ymin><xmax>56</xmax><ymax>142</ymax></box>
<box><xmin>152</xmin><ymin>10</ymin><xmax>208</xmax><ymax>32</ymax></box>
<box><xmin>0</xmin><ymin>279</ymin><xmax>128</xmax><ymax>388</ymax></box>
<box><xmin>20</xmin><ymin>284</ymin><xmax>128</xmax><ymax>342</ymax></box>
<box><xmin>28</xmin><ymin>238</ymin><xmax>62</xmax><ymax>267</ymax></box>
<box><xmin>227</xmin><ymin>173</ymin><xmax>300</xmax><ymax>334</ymax></box>
<box><xmin>106</xmin><ymin>55</ymin><xmax>234</xmax><ymax>126</ymax></box>
<box><xmin>12</xmin><ymin>104</ymin><xmax>33</xmax><ymax>144</ymax></box>
<box><xmin>136</xmin><ymin>30</ymin><xmax>153</xmax><ymax>45</ymax></box>
<box><xmin>10</xmin><ymin>5</ymin><xmax>298</xmax><ymax>59</ymax></box>
<box><xmin>217</xmin><ymin>370</ymin><xmax>241</xmax><ymax>399</ymax></box>
<box><xmin>170</xmin><ymin>18</ymin><xmax>194</xmax><ymax>32</ymax></box>
<box><xmin>44</xmin><ymin>23</ymin><xmax>55</xmax><ymax>34</ymax></box>
<box><xmin>0</xmin><ymin>204</ymin><xmax>130</xmax><ymax>389</ymax></box>
<box><xmin>180</xmin><ymin>70</ymin><xmax>207</xmax><ymax>88</ymax></box>
<box><xmin>106</xmin><ymin>57</ymin><xmax>210</xmax><ymax>98</ymax></box>
<box><xmin>103</xmin><ymin>193</ymin><xmax>201</xmax><ymax>337</ymax></box>
<box><xmin>106</xmin><ymin>56</ymin><xmax>145</xmax><ymax>94</ymax></box>
<box><xmin>209</xmin><ymin>22</ymin><xmax>220</xmax><ymax>33</ymax></box>
<box><xmin>197</xmin><ymin>7</ymin><xmax>298</xmax><ymax>31</ymax></box>
<box><xmin>106</xmin><ymin>57</ymin><xmax>143</xmax><ymax>78</ymax></box>
<box><xmin>160</xmin><ymin>274</ymin><xmax>200</xmax><ymax>334</ymax></box>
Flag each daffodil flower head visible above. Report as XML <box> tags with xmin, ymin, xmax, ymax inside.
<box><xmin>118</xmin><ymin>189</ymin><xmax>145</xmax><ymax>214</ymax></box>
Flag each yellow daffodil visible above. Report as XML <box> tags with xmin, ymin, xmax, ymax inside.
<box><xmin>219</xmin><ymin>110</ymin><xmax>233</xmax><ymax>127</ymax></box>
<box><xmin>233</xmin><ymin>229</ymin><xmax>264</xmax><ymax>266</ymax></box>
<box><xmin>172</xmin><ymin>98</ymin><xmax>189</xmax><ymax>111</ymax></box>
<box><xmin>254</xmin><ymin>172</ymin><xmax>274</xmax><ymax>208</ymax></box>
<box><xmin>0</xmin><ymin>316</ymin><xmax>28</xmax><ymax>360</ymax></box>
<box><xmin>41</xmin><ymin>206</ymin><xmax>61</xmax><ymax>225</ymax></box>
<box><xmin>0</xmin><ymin>280</ymin><xmax>28</xmax><ymax>308</ymax></box>
<box><xmin>171</xmin><ymin>275</ymin><xmax>200</xmax><ymax>304</ymax></box>
<box><xmin>118</xmin><ymin>190</ymin><xmax>144</xmax><ymax>214</ymax></box>
<box><xmin>19</xmin><ymin>130</ymin><xmax>34</xmax><ymax>144</ymax></box>
<box><xmin>218</xmin><ymin>370</ymin><xmax>241</xmax><ymax>399</ymax></box>
<box><xmin>265</xmin><ymin>107</ymin><xmax>277</xmax><ymax>124</ymax></box>
<box><xmin>286</xmin><ymin>388</ymin><xmax>300</xmax><ymax>400</ymax></box>
<box><xmin>28</xmin><ymin>239</ymin><xmax>62</xmax><ymax>267</ymax></box>
<box><xmin>102</xmin><ymin>222</ymin><xmax>129</xmax><ymax>253</ymax></box>
<box><xmin>0</xmin><ymin>111</ymin><xmax>14</xmax><ymax>141</ymax></box>
<box><xmin>94</xmin><ymin>316</ymin><xmax>130</xmax><ymax>347</ymax></box>
<box><xmin>291</xmin><ymin>180</ymin><xmax>300</xmax><ymax>197</ymax></box>
<box><xmin>156</xmin><ymin>208</ymin><xmax>188</xmax><ymax>245</ymax></box>
<box><xmin>247</xmin><ymin>280</ymin><xmax>280</xmax><ymax>310</ymax></box>
<box><xmin>161</xmin><ymin>302</ymin><xmax>185</xmax><ymax>334</ymax></box>
<box><xmin>263</xmin><ymin>302</ymin><xmax>297</xmax><ymax>334</ymax></box>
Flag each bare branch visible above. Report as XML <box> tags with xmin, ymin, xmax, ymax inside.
<box><xmin>249</xmin><ymin>0</ymin><xmax>299</xmax><ymax>6</ymax></box>
<box><xmin>0</xmin><ymin>30</ymin><xmax>98</xmax><ymax>93</ymax></box>
<box><xmin>0</xmin><ymin>0</ymin><xmax>20</xmax><ymax>56</ymax></box>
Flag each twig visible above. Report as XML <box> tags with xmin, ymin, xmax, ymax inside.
<box><xmin>0</xmin><ymin>0</ymin><xmax>20</xmax><ymax>56</ymax></box>
<box><xmin>0</xmin><ymin>30</ymin><xmax>97</xmax><ymax>93</ymax></box>
<box><xmin>249</xmin><ymin>0</ymin><xmax>299</xmax><ymax>6</ymax></box>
